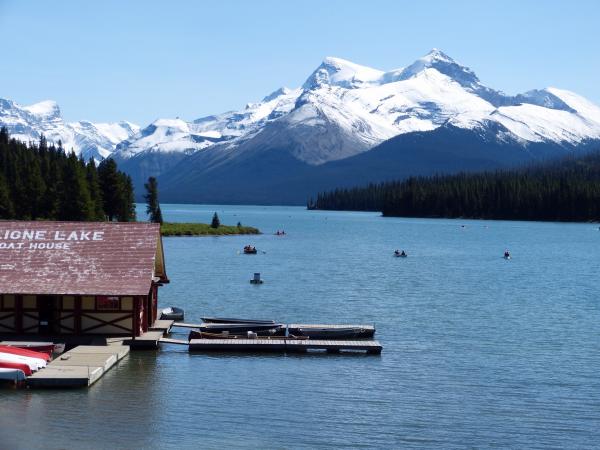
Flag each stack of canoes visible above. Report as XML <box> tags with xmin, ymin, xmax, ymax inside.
<box><xmin>0</xmin><ymin>345</ymin><xmax>51</xmax><ymax>384</ymax></box>
<box><xmin>189</xmin><ymin>317</ymin><xmax>375</xmax><ymax>340</ymax></box>
<box><xmin>189</xmin><ymin>321</ymin><xmax>283</xmax><ymax>340</ymax></box>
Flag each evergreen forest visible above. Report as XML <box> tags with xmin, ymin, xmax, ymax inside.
<box><xmin>0</xmin><ymin>127</ymin><xmax>136</xmax><ymax>221</ymax></box>
<box><xmin>309</xmin><ymin>151</ymin><xmax>600</xmax><ymax>222</ymax></box>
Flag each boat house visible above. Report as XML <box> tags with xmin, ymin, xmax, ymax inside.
<box><xmin>0</xmin><ymin>221</ymin><xmax>168</xmax><ymax>338</ymax></box>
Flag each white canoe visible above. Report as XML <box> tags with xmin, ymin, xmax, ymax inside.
<box><xmin>0</xmin><ymin>352</ymin><xmax>46</xmax><ymax>371</ymax></box>
<box><xmin>0</xmin><ymin>368</ymin><xmax>27</xmax><ymax>382</ymax></box>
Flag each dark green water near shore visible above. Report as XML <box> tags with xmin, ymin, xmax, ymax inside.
<box><xmin>1</xmin><ymin>204</ymin><xmax>599</xmax><ymax>449</ymax></box>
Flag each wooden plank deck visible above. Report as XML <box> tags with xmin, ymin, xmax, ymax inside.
<box><xmin>189</xmin><ymin>338</ymin><xmax>382</xmax><ymax>354</ymax></box>
<box><xmin>27</xmin><ymin>344</ymin><xmax>130</xmax><ymax>388</ymax></box>
<box><xmin>149</xmin><ymin>319</ymin><xmax>174</xmax><ymax>333</ymax></box>
<box><xmin>126</xmin><ymin>331</ymin><xmax>165</xmax><ymax>349</ymax></box>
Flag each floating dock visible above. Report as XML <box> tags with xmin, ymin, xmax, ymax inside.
<box><xmin>189</xmin><ymin>338</ymin><xmax>382</xmax><ymax>354</ymax></box>
<box><xmin>125</xmin><ymin>319</ymin><xmax>175</xmax><ymax>349</ymax></box>
<box><xmin>173</xmin><ymin>322</ymin><xmax>376</xmax><ymax>339</ymax></box>
<box><xmin>27</xmin><ymin>344</ymin><xmax>129</xmax><ymax>388</ymax></box>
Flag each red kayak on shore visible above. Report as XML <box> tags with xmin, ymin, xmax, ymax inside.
<box><xmin>0</xmin><ymin>341</ymin><xmax>64</xmax><ymax>355</ymax></box>
<box><xmin>0</xmin><ymin>344</ymin><xmax>51</xmax><ymax>361</ymax></box>
<box><xmin>0</xmin><ymin>360</ymin><xmax>32</xmax><ymax>376</ymax></box>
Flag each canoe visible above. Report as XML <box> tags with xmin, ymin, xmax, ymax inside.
<box><xmin>296</xmin><ymin>327</ymin><xmax>369</xmax><ymax>339</ymax></box>
<box><xmin>0</xmin><ymin>353</ymin><xmax>46</xmax><ymax>371</ymax></box>
<box><xmin>188</xmin><ymin>330</ymin><xmax>309</xmax><ymax>340</ymax></box>
<box><xmin>201</xmin><ymin>317</ymin><xmax>276</xmax><ymax>325</ymax></box>
<box><xmin>0</xmin><ymin>360</ymin><xmax>32</xmax><ymax>376</ymax></box>
<box><xmin>0</xmin><ymin>345</ymin><xmax>51</xmax><ymax>361</ymax></box>
<box><xmin>0</xmin><ymin>341</ymin><xmax>59</xmax><ymax>356</ymax></box>
<box><xmin>198</xmin><ymin>323</ymin><xmax>282</xmax><ymax>334</ymax></box>
<box><xmin>0</xmin><ymin>368</ymin><xmax>27</xmax><ymax>383</ymax></box>
<box><xmin>160</xmin><ymin>307</ymin><xmax>185</xmax><ymax>321</ymax></box>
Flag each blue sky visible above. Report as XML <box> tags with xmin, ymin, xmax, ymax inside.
<box><xmin>1</xmin><ymin>0</ymin><xmax>599</xmax><ymax>125</ymax></box>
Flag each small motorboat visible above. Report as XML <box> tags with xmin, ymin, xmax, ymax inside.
<box><xmin>0</xmin><ymin>341</ymin><xmax>64</xmax><ymax>355</ymax></box>
<box><xmin>198</xmin><ymin>322</ymin><xmax>283</xmax><ymax>334</ymax></box>
<box><xmin>243</xmin><ymin>246</ymin><xmax>258</xmax><ymax>254</ymax></box>
<box><xmin>394</xmin><ymin>250</ymin><xmax>407</xmax><ymax>258</ymax></box>
<box><xmin>201</xmin><ymin>317</ymin><xmax>276</xmax><ymax>324</ymax></box>
<box><xmin>296</xmin><ymin>327</ymin><xmax>369</xmax><ymax>340</ymax></box>
<box><xmin>160</xmin><ymin>307</ymin><xmax>185</xmax><ymax>321</ymax></box>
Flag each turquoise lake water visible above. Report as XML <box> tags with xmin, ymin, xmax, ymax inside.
<box><xmin>1</xmin><ymin>204</ymin><xmax>599</xmax><ymax>449</ymax></box>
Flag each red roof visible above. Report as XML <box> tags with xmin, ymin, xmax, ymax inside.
<box><xmin>0</xmin><ymin>221</ymin><xmax>166</xmax><ymax>296</ymax></box>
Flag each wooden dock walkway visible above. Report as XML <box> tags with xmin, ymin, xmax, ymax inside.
<box><xmin>188</xmin><ymin>338</ymin><xmax>382</xmax><ymax>354</ymax></box>
<box><xmin>27</xmin><ymin>344</ymin><xmax>130</xmax><ymax>388</ymax></box>
<box><xmin>126</xmin><ymin>319</ymin><xmax>175</xmax><ymax>349</ymax></box>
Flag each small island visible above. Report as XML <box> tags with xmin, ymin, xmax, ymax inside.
<box><xmin>160</xmin><ymin>222</ymin><xmax>260</xmax><ymax>236</ymax></box>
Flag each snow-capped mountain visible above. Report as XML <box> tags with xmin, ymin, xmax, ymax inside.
<box><xmin>4</xmin><ymin>49</ymin><xmax>600</xmax><ymax>204</ymax></box>
<box><xmin>113</xmin><ymin>49</ymin><xmax>600</xmax><ymax>170</ymax></box>
<box><xmin>0</xmin><ymin>97</ymin><xmax>139</xmax><ymax>160</ymax></box>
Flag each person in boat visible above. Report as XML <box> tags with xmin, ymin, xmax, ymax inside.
<box><xmin>401</xmin><ymin>250</ymin><xmax>406</xmax><ymax>257</ymax></box>
<box><xmin>504</xmin><ymin>250</ymin><xmax>510</xmax><ymax>258</ymax></box>
<box><xmin>394</xmin><ymin>250</ymin><xmax>400</xmax><ymax>256</ymax></box>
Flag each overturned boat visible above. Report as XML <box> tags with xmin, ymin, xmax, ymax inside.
<box><xmin>197</xmin><ymin>322</ymin><xmax>283</xmax><ymax>334</ymax></box>
<box><xmin>201</xmin><ymin>317</ymin><xmax>276</xmax><ymax>325</ymax></box>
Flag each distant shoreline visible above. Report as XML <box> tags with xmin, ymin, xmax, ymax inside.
<box><xmin>160</xmin><ymin>222</ymin><xmax>260</xmax><ymax>236</ymax></box>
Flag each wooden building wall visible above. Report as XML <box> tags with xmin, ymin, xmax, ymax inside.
<box><xmin>0</xmin><ymin>292</ymin><xmax>155</xmax><ymax>337</ymax></box>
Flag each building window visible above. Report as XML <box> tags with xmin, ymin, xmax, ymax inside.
<box><xmin>97</xmin><ymin>296</ymin><xmax>120</xmax><ymax>310</ymax></box>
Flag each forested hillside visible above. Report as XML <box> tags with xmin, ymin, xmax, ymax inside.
<box><xmin>310</xmin><ymin>151</ymin><xmax>600</xmax><ymax>222</ymax></box>
<box><xmin>0</xmin><ymin>127</ymin><xmax>135</xmax><ymax>221</ymax></box>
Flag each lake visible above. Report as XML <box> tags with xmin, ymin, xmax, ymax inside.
<box><xmin>1</xmin><ymin>204</ymin><xmax>599</xmax><ymax>449</ymax></box>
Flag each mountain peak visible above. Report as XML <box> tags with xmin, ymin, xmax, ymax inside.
<box><xmin>262</xmin><ymin>87</ymin><xmax>291</xmax><ymax>102</ymax></box>
<box><xmin>23</xmin><ymin>100</ymin><xmax>61</xmax><ymax>120</ymax></box>
<box><xmin>422</xmin><ymin>48</ymin><xmax>455</xmax><ymax>63</ymax></box>
<box><xmin>303</xmin><ymin>56</ymin><xmax>383</xmax><ymax>90</ymax></box>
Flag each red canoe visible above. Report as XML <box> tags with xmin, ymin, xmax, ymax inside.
<box><xmin>0</xmin><ymin>345</ymin><xmax>51</xmax><ymax>361</ymax></box>
<box><xmin>0</xmin><ymin>341</ymin><xmax>62</xmax><ymax>355</ymax></box>
<box><xmin>0</xmin><ymin>360</ymin><xmax>32</xmax><ymax>376</ymax></box>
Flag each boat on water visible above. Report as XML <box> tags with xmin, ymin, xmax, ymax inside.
<box><xmin>243</xmin><ymin>245</ymin><xmax>258</xmax><ymax>254</ymax></box>
<box><xmin>197</xmin><ymin>322</ymin><xmax>283</xmax><ymax>334</ymax></box>
<box><xmin>188</xmin><ymin>330</ymin><xmax>309</xmax><ymax>340</ymax></box>
<box><xmin>201</xmin><ymin>317</ymin><xmax>276</xmax><ymax>325</ymax></box>
<box><xmin>394</xmin><ymin>250</ymin><xmax>407</xmax><ymax>258</ymax></box>
<box><xmin>295</xmin><ymin>327</ymin><xmax>369</xmax><ymax>339</ymax></box>
<box><xmin>160</xmin><ymin>307</ymin><xmax>185</xmax><ymax>321</ymax></box>
<box><xmin>0</xmin><ymin>341</ymin><xmax>64</xmax><ymax>355</ymax></box>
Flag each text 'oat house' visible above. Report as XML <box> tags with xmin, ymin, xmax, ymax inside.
<box><xmin>0</xmin><ymin>221</ymin><xmax>168</xmax><ymax>337</ymax></box>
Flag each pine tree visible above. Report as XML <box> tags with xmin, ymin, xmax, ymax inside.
<box><xmin>0</xmin><ymin>173</ymin><xmax>14</xmax><ymax>218</ymax></box>
<box><xmin>113</xmin><ymin>173</ymin><xmax>136</xmax><ymax>222</ymax></box>
<box><xmin>211</xmin><ymin>212</ymin><xmax>220</xmax><ymax>228</ymax></box>
<box><xmin>98</xmin><ymin>158</ymin><xmax>121</xmax><ymax>221</ymax></box>
<box><xmin>86</xmin><ymin>159</ymin><xmax>105</xmax><ymax>220</ymax></box>
<box><xmin>58</xmin><ymin>151</ymin><xmax>93</xmax><ymax>220</ymax></box>
<box><xmin>144</xmin><ymin>176</ymin><xmax>163</xmax><ymax>223</ymax></box>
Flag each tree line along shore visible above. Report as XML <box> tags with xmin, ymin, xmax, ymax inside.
<box><xmin>308</xmin><ymin>151</ymin><xmax>600</xmax><ymax>223</ymax></box>
<box><xmin>0</xmin><ymin>128</ymin><xmax>259</xmax><ymax>235</ymax></box>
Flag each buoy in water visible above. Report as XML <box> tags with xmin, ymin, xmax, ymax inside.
<box><xmin>250</xmin><ymin>272</ymin><xmax>264</xmax><ymax>284</ymax></box>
